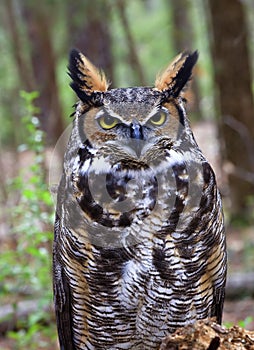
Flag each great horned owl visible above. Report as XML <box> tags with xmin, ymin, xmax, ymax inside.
<box><xmin>53</xmin><ymin>49</ymin><xmax>227</xmax><ymax>350</ymax></box>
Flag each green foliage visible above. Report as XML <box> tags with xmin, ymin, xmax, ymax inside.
<box><xmin>237</xmin><ymin>316</ymin><xmax>253</xmax><ymax>329</ymax></box>
<box><xmin>224</xmin><ymin>316</ymin><xmax>253</xmax><ymax>329</ymax></box>
<box><xmin>246</xmin><ymin>195</ymin><xmax>254</xmax><ymax>224</ymax></box>
<box><xmin>229</xmin><ymin>196</ymin><xmax>254</xmax><ymax>228</ymax></box>
<box><xmin>0</xmin><ymin>91</ymin><xmax>56</xmax><ymax>348</ymax></box>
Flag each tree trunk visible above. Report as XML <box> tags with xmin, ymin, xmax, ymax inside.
<box><xmin>21</xmin><ymin>2</ymin><xmax>65</xmax><ymax>144</ymax></box>
<box><xmin>170</xmin><ymin>0</ymin><xmax>202</xmax><ymax>119</ymax></box>
<box><xmin>4</xmin><ymin>0</ymin><xmax>33</xmax><ymax>92</ymax></box>
<box><xmin>208</xmin><ymin>0</ymin><xmax>254</xmax><ymax>220</ymax></box>
<box><xmin>67</xmin><ymin>1</ymin><xmax>115</xmax><ymax>86</ymax></box>
<box><xmin>116</xmin><ymin>0</ymin><xmax>146</xmax><ymax>86</ymax></box>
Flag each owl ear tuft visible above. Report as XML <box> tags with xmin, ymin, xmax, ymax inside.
<box><xmin>155</xmin><ymin>51</ymin><xmax>198</xmax><ymax>98</ymax></box>
<box><xmin>68</xmin><ymin>49</ymin><xmax>109</xmax><ymax>102</ymax></box>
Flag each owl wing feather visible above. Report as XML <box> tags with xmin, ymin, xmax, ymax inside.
<box><xmin>53</xmin><ymin>215</ymin><xmax>75</xmax><ymax>350</ymax></box>
<box><xmin>212</xmin><ymin>287</ymin><xmax>225</xmax><ymax>324</ymax></box>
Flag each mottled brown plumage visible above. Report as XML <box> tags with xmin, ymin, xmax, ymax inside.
<box><xmin>53</xmin><ymin>49</ymin><xmax>227</xmax><ymax>350</ymax></box>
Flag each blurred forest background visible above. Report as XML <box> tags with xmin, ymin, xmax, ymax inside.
<box><xmin>0</xmin><ymin>0</ymin><xmax>254</xmax><ymax>349</ymax></box>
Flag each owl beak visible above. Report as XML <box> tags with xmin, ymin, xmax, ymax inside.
<box><xmin>130</xmin><ymin>122</ymin><xmax>144</xmax><ymax>157</ymax></box>
<box><xmin>130</xmin><ymin>122</ymin><xmax>143</xmax><ymax>140</ymax></box>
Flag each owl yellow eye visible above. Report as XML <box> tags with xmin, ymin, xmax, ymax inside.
<box><xmin>149</xmin><ymin>111</ymin><xmax>167</xmax><ymax>126</ymax></box>
<box><xmin>98</xmin><ymin>115</ymin><xmax>119</xmax><ymax>129</ymax></box>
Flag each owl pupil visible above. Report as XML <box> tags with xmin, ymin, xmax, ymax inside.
<box><xmin>104</xmin><ymin>115</ymin><xmax>114</xmax><ymax>125</ymax></box>
<box><xmin>153</xmin><ymin>113</ymin><xmax>162</xmax><ymax>122</ymax></box>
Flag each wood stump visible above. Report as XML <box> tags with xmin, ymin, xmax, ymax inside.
<box><xmin>159</xmin><ymin>319</ymin><xmax>254</xmax><ymax>350</ymax></box>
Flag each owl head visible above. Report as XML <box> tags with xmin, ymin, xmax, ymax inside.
<box><xmin>62</xmin><ymin>50</ymin><xmax>200</xmax><ymax>245</ymax></box>
<box><xmin>68</xmin><ymin>49</ymin><xmax>198</xmax><ymax>159</ymax></box>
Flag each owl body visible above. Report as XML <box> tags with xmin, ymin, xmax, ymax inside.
<box><xmin>53</xmin><ymin>50</ymin><xmax>227</xmax><ymax>350</ymax></box>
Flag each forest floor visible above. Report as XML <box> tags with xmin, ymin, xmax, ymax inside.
<box><xmin>0</xmin><ymin>120</ymin><xmax>253</xmax><ymax>349</ymax></box>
